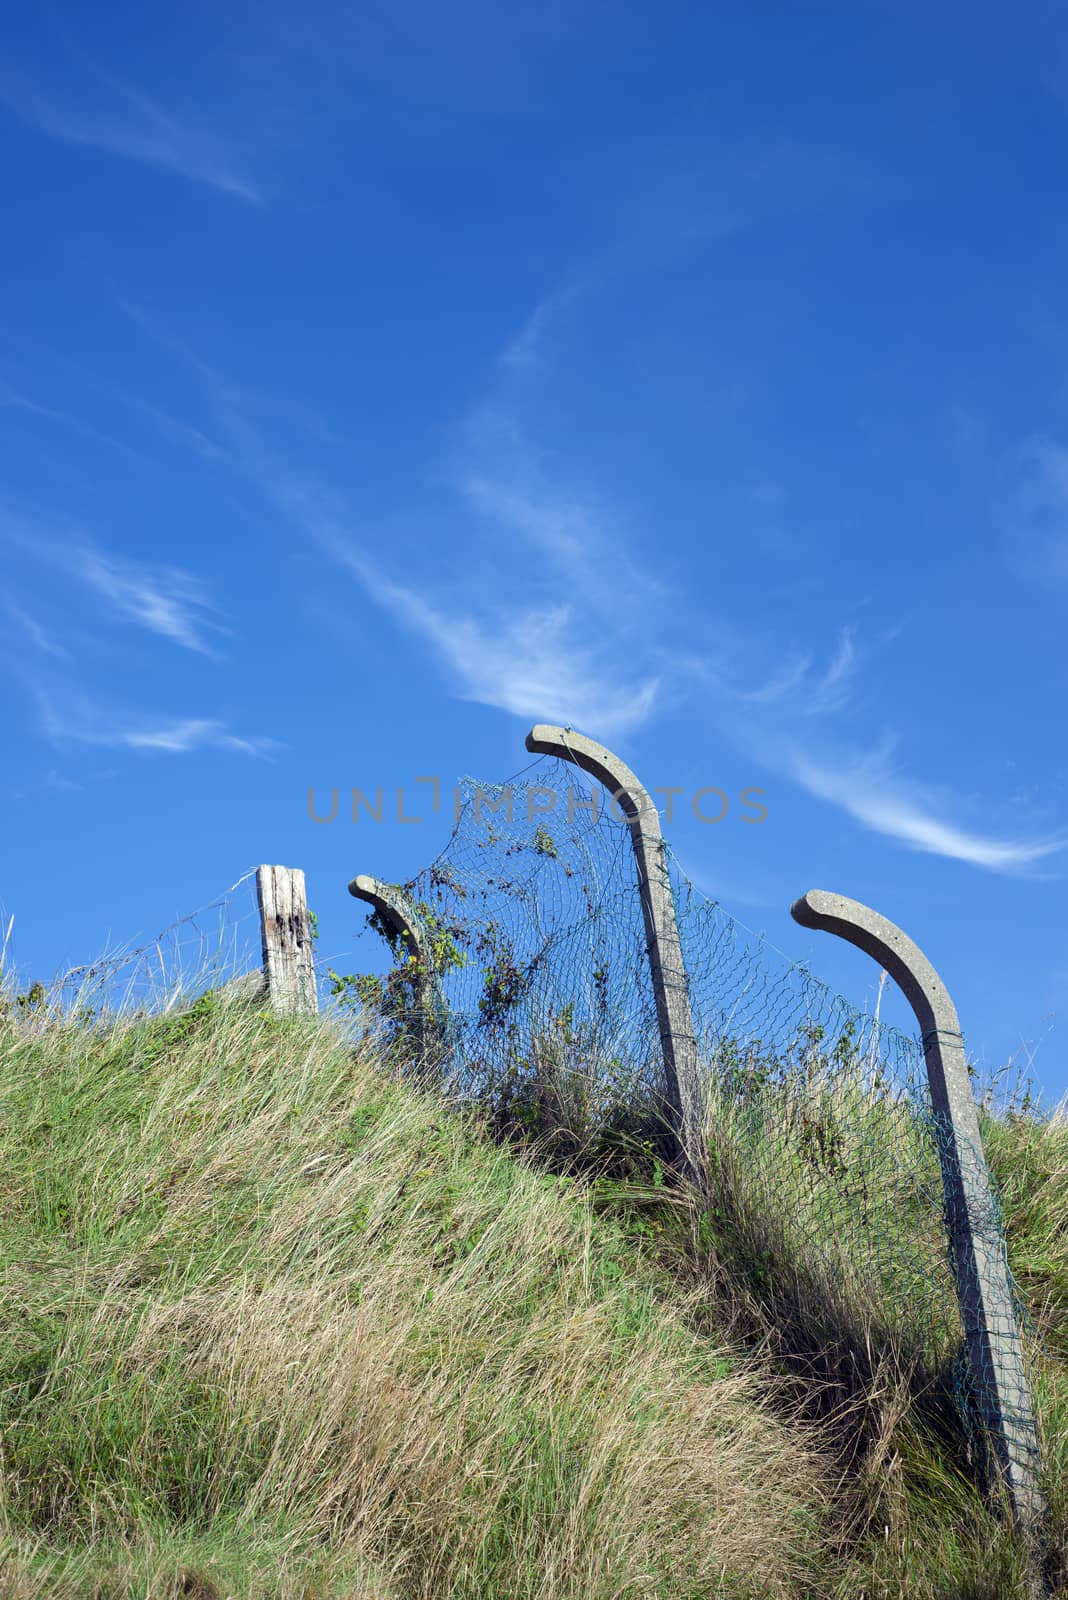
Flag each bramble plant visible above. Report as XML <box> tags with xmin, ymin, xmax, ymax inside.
<box><xmin>332</xmin><ymin>886</ymin><xmax>468</xmax><ymax>1027</ymax></box>
<box><xmin>532</xmin><ymin>825</ymin><xmax>558</xmax><ymax>858</ymax></box>
<box><xmin>476</xmin><ymin>923</ymin><xmax>527</xmax><ymax>1029</ymax></box>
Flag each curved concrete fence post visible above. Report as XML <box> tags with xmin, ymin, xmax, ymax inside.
<box><xmin>791</xmin><ymin>889</ymin><xmax>1045</xmax><ymax>1539</ymax></box>
<box><xmin>524</xmin><ymin>724</ymin><xmax>704</xmax><ymax>1189</ymax></box>
<box><xmin>348</xmin><ymin>875</ymin><xmax>445</xmax><ymax>1067</ymax></box>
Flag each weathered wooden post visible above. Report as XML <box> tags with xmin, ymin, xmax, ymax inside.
<box><xmin>524</xmin><ymin>724</ymin><xmax>705</xmax><ymax>1190</ymax></box>
<box><xmin>348</xmin><ymin>875</ymin><xmax>444</xmax><ymax>1067</ymax></box>
<box><xmin>256</xmin><ymin>865</ymin><xmax>318</xmax><ymax>1015</ymax></box>
<box><xmin>791</xmin><ymin>889</ymin><xmax>1045</xmax><ymax>1541</ymax></box>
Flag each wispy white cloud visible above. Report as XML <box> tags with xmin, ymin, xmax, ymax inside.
<box><xmin>107</xmin><ymin>309</ymin><xmax>663</xmax><ymax>681</ymax></box>
<box><xmin>454</xmin><ymin>407</ymin><xmax>675</xmax><ymax>620</ymax></box>
<box><xmin>785</xmin><ymin>740</ymin><xmax>1067</xmax><ymax>874</ymax></box>
<box><xmin>708</xmin><ymin>628</ymin><xmax>1066</xmax><ymax>874</ymax></box>
<box><xmin>812</xmin><ymin>624</ymin><xmax>858</xmax><ymax>714</ymax></box>
<box><xmin>75</xmin><ymin>547</ymin><xmax>227</xmax><ymax>657</ymax></box>
<box><xmin>1</xmin><ymin>517</ymin><xmax>228</xmax><ymax>656</ymax></box>
<box><xmin>0</xmin><ymin>336</ymin><xmax>229</xmax><ymax>464</ymax></box>
<box><xmin>716</xmin><ymin>626</ymin><xmax>860</xmax><ymax>717</ymax></box>
<box><xmin>498</xmin><ymin>272</ymin><xmax>600</xmax><ymax>373</ymax></box>
<box><xmin>122</xmin><ymin>719</ymin><xmax>275</xmax><ymax>755</ymax></box>
<box><xmin>499</xmin><ymin>294</ymin><xmax>566</xmax><ymax>374</ymax></box>
<box><xmin>116</xmin><ymin>300</ymin><xmax>351</xmax><ymax>453</ymax></box>
<box><xmin>32</xmin><ymin>686</ymin><xmax>282</xmax><ymax>759</ymax></box>
<box><xmin>736</xmin><ymin>654</ymin><xmax>813</xmax><ymax>706</ymax></box>
<box><xmin>1</xmin><ymin>378</ymin><xmax>147</xmax><ymax>463</ymax></box>
<box><xmin>145</xmin><ymin>336</ymin><xmax>668</xmax><ymax>736</ymax></box>
<box><xmin>117</xmin><ymin>392</ymin><xmax>230</xmax><ymax>464</ymax></box>
<box><xmin>497</xmin><ymin>142</ymin><xmax>873</xmax><ymax>377</ymax></box>
<box><xmin>0</xmin><ymin>71</ymin><xmax>261</xmax><ymax>203</ymax></box>
<box><xmin>462</xmin><ymin>469</ymin><xmax>593</xmax><ymax>574</ymax></box>
<box><xmin>325</xmin><ymin>538</ymin><xmax>659</xmax><ymax>737</ymax></box>
<box><xmin>103</xmin><ymin>312</ymin><xmax>1066</xmax><ymax>874</ymax></box>
<box><xmin>1</xmin><ymin>597</ymin><xmax>68</xmax><ymax>659</ymax></box>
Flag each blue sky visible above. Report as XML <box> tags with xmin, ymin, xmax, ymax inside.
<box><xmin>2</xmin><ymin>0</ymin><xmax>1067</xmax><ymax>1103</ymax></box>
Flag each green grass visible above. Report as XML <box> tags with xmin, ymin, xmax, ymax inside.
<box><xmin>0</xmin><ymin>989</ymin><xmax>1065</xmax><ymax>1598</ymax></box>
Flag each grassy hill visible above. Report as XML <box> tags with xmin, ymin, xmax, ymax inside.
<box><xmin>1</xmin><ymin>989</ymin><xmax>1065</xmax><ymax>1598</ymax></box>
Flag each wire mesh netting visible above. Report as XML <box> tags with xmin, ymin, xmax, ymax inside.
<box><xmin>347</xmin><ymin>751</ymin><xmax>1044</xmax><ymax>1507</ymax></box>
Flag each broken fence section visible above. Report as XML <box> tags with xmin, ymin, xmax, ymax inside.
<box><xmin>347</xmin><ymin>729</ymin><xmax>1046</xmax><ymax>1551</ymax></box>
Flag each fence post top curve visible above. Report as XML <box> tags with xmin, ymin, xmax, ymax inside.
<box><xmin>348</xmin><ymin>875</ymin><xmax>424</xmax><ymax>943</ymax></box>
<box><xmin>348</xmin><ymin>873</ymin><xmax>390</xmax><ymax>906</ymax></box>
<box><xmin>791</xmin><ymin>887</ymin><xmax>959</xmax><ymax>1041</ymax></box>
<box><xmin>347</xmin><ymin>873</ymin><xmax>400</xmax><ymax>920</ymax></box>
<box><xmin>524</xmin><ymin>723</ymin><xmax>655</xmax><ymax>826</ymax></box>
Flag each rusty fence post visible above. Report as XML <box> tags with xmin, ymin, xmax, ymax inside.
<box><xmin>524</xmin><ymin>724</ymin><xmax>705</xmax><ymax>1190</ymax></box>
<box><xmin>791</xmin><ymin>888</ymin><xmax>1045</xmax><ymax>1545</ymax></box>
